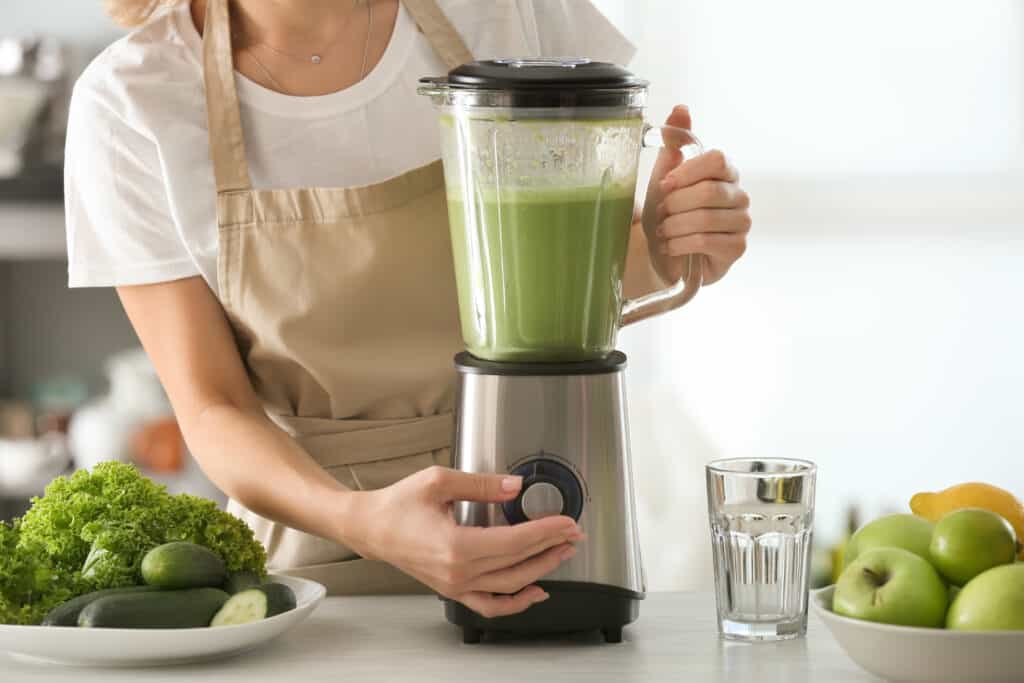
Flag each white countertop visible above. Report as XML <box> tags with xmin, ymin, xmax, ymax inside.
<box><xmin>1</xmin><ymin>592</ymin><xmax>873</xmax><ymax>683</ymax></box>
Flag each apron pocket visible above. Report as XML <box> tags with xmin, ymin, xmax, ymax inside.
<box><xmin>281</xmin><ymin>556</ymin><xmax>431</xmax><ymax>596</ymax></box>
<box><xmin>287</xmin><ymin>413</ymin><xmax>455</xmax><ymax>490</ymax></box>
<box><xmin>330</xmin><ymin>448</ymin><xmax>452</xmax><ymax>491</ymax></box>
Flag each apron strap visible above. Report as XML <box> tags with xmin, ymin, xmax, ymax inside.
<box><xmin>201</xmin><ymin>0</ymin><xmax>473</xmax><ymax>195</ymax></box>
<box><xmin>401</xmin><ymin>0</ymin><xmax>474</xmax><ymax>69</ymax></box>
<box><xmin>202</xmin><ymin>0</ymin><xmax>253</xmax><ymax>194</ymax></box>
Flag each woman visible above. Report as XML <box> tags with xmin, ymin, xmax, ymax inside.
<box><xmin>65</xmin><ymin>0</ymin><xmax>751</xmax><ymax>618</ymax></box>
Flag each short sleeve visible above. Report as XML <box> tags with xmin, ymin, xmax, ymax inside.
<box><xmin>65</xmin><ymin>61</ymin><xmax>200</xmax><ymax>288</ymax></box>
<box><xmin>525</xmin><ymin>0</ymin><xmax>636</xmax><ymax>66</ymax></box>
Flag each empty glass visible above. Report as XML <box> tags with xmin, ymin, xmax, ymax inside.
<box><xmin>706</xmin><ymin>458</ymin><xmax>817</xmax><ymax>641</ymax></box>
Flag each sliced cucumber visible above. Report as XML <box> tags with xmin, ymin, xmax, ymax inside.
<box><xmin>210</xmin><ymin>589</ymin><xmax>268</xmax><ymax>627</ymax></box>
<box><xmin>223</xmin><ymin>570</ymin><xmax>262</xmax><ymax>595</ymax></box>
<box><xmin>209</xmin><ymin>583</ymin><xmax>297</xmax><ymax>627</ymax></box>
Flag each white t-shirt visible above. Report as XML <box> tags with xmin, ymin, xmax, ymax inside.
<box><xmin>65</xmin><ymin>0</ymin><xmax>635</xmax><ymax>294</ymax></box>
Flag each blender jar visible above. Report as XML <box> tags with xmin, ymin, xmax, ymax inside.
<box><xmin>420</xmin><ymin>58</ymin><xmax>702</xmax><ymax>362</ymax></box>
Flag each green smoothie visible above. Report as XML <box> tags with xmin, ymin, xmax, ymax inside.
<box><xmin>447</xmin><ymin>185</ymin><xmax>636</xmax><ymax>362</ymax></box>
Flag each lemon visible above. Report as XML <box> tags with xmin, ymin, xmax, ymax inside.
<box><xmin>910</xmin><ymin>483</ymin><xmax>1024</xmax><ymax>560</ymax></box>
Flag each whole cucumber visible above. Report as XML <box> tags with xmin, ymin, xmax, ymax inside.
<box><xmin>141</xmin><ymin>542</ymin><xmax>227</xmax><ymax>589</ymax></box>
<box><xmin>42</xmin><ymin>585</ymin><xmax>161</xmax><ymax>627</ymax></box>
<box><xmin>78</xmin><ymin>588</ymin><xmax>230</xmax><ymax>629</ymax></box>
<box><xmin>258</xmin><ymin>582</ymin><xmax>297</xmax><ymax>617</ymax></box>
<box><xmin>223</xmin><ymin>570</ymin><xmax>262</xmax><ymax>595</ymax></box>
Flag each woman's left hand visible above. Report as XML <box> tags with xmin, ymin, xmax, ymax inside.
<box><xmin>642</xmin><ymin>105</ymin><xmax>751</xmax><ymax>287</ymax></box>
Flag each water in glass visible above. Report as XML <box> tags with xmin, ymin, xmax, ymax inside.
<box><xmin>706</xmin><ymin>458</ymin><xmax>816</xmax><ymax>641</ymax></box>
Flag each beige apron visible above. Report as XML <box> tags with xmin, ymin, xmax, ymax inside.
<box><xmin>201</xmin><ymin>0</ymin><xmax>473</xmax><ymax>595</ymax></box>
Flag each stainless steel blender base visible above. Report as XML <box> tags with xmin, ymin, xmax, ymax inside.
<box><xmin>448</xmin><ymin>352</ymin><xmax>647</xmax><ymax>642</ymax></box>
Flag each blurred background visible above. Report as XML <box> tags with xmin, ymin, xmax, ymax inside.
<box><xmin>1</xmin><ymin>0</ymin><xmax>1022</xmax><ymax>591</ymax></box>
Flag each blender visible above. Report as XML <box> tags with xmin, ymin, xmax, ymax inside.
<box><xmin>419</xmin><ymin>58</ymin><xmax>703</xmax><ymax>643</ymax></box>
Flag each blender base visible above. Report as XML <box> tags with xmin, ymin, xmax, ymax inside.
<box><xmin>443</xmin><ymin>581</ymin><xmax>642</xmax><ymax>644</ymax></box>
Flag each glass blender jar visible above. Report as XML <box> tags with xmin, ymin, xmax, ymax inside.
<box><xmin>419</xmin><ymin>58</ymin><xmax>703</xmax><ymax>362</ymax></box>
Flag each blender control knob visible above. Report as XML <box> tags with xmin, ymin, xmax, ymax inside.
<box><xmin>502</xmin><ymin>457</ymin><xmax>584</xmax><ymax>525</ymax></box>
<box><xmin>521</xmin><ymin>482</ymin><xmax>564</xmax><ymax>520</ymax></box>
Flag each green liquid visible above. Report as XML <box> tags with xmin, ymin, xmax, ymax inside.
<box><xmin>447</xmin><ymin>187</ymin><xmax>636</xmax><ymax>362</ymax></box>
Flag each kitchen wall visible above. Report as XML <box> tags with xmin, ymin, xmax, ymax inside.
<box><xmin>2</xmin><ymin>261</ymin><xmax>137</xmax><ymax>398</ymax></box>
<box><xmin>3</xmin><ymin>2</ymin><xmax>133</xmax><ymax>397</ymax></box>
<box><xmin>0</xmin><ymin>265</ymin><xmax>10</xmax><ymax>395</ymax></box>
<box><xmin>5</xmin><ymin>1</ymin><xmax>118</xmax><ymax>49</ymax></box>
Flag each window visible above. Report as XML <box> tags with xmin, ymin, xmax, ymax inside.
<box><xmin>595</xmin><ymin>0</ymin><xmax>1023</xmax><ymax>176</ymax></box>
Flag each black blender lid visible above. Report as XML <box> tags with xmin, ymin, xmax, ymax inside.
<box><xmin>418</xmin><ymin>58</ymin><xmax>648</xmax><ymax>108</ymax></box>
<box><xmin>454</xmin><ymin>351</ymin><xmax>627</xmax><ymax>377</ymax></box>
<box><xmin>441</xmin><ymin>58</ymin><xmax>647</xmax><ymax>91</ymax></box>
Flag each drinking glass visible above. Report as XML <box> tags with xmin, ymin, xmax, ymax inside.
<box><xmin>706</xmin><ymin>458</ymin><xmax>817</xmax><ymax>641</ymax></box>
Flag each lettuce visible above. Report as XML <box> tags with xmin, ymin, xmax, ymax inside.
<box><xmin>0</xmin><ymin>520</ymin><xmax>82</xmax><ymax>625</ymax></box>
<box><xmin>1</xmin><ymin>462</ymin><xmax>266</xmax><ymax>624</ymax></box>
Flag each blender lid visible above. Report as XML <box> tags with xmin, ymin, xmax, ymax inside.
<box><xmin>419</xmin><ymin>57</ymin><xmax>647</xmax><ymax>107</ymax></box>
<box><xmin>444</xmin><ymin>58</ymin><xmax>646</xmax><ymax>90</ymax></box>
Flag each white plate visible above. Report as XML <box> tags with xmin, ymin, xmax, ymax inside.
<box><xmin>812</xmin><ymin>585</ymin><xmax>1024</xmax><ymax>682</ymax></box>
<box><xmin>0</xmin><ymin>574</ymin><xmax>325</xmax><ymax>667</ymax></box>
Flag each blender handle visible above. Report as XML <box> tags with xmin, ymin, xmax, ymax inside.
<box><xmin>620</xmin><ymin>123</ymin><xmax>705</xmax><ymax>328</ymax></box>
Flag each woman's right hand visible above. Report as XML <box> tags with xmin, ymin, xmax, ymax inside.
<box><xmin>340</xmin><ymin>466</ymin><xmax>583</xmax><ymax>618</ymax></box>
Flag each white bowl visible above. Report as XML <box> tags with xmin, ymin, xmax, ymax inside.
<box><xmin>0</xmin><ymin>574</ymin><xmax>325</xmax><ymax>667</ymax></box>
<box><xmin>812</xmin><ymin>585</ymin><xmax>1024</xmax><ymax>682</ymax></box>
<box><xmin>0</xmin><ymin>436</ymin><xmax>70</xmax><ymax>496</ymax></box>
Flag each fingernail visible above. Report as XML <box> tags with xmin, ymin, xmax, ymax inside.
<box><xmin>656</xmin><ymin>225</ymin><xmax>665</xmax><ymax>238</ymax></box>
<box><xmin>501</xmin><ymin>476</ymin><xmax>522</xmax><ymax>492</ymax></box>
<box><xmin>534</xmin><ymin>590</ymin><xmax>550</xmax><ymax>603</ymax></box>
<box><xmin>560</xmin><ymin>546</ymin><xmax>577</xmax><ymax>561</ymax></box>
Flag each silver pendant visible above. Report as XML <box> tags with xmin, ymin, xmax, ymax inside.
<box><xmin>311</xmin><ymin>55</ymin><xmax>322</xmax><ymax>64</ymax></box>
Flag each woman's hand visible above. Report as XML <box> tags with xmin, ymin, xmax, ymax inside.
<box><xmin>642</xmin><ymin>105</ymin><xmax>751</xmax><ymax>287</ymax></box>
<box><xmin>341</xmin><ymin>466</ymin><xmax>583</xmax><ymax>618</ymax></box>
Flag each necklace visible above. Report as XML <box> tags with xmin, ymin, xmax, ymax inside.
<box><xmin>253</xmin><ymin>0</ymin><xmax>362</xmax><ymax>66</ymax></box>
<box><xmin>242</xmin><ymin>1</ymin><xmax>374</xmax><ymax>93</ymax></box>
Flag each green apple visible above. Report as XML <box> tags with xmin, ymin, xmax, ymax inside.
<box><xmin>833</xmin><ymin>547</ymin><xmax>948</xmax><ymax>628</ymax></box>
<box><xmin>947</xmin><ymin>563</ymin><xmax>1024</xmax><ymax>630</ymax></box>
<box><xmin>843</xmin><ymin>513</ymin><xmax>934</xmax><ymax>568</ymax></box>
<box><xmin>929</xmin><ymin>508</ymin><xmax>1017</xmax><ymax>586</ymax></box>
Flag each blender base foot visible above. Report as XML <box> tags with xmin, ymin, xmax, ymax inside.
<box><xmin>444</xmin><ymin>581</ymin><xmax>642</xmax><ymax>643</ymax></box>
<box><xmin>601</xmin><ymin>626</ymin><xmax>623</xmax><ymax>643</ymax></box>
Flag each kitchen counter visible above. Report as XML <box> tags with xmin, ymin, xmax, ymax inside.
<box><xmin>1</xmin><ymin>592</ymin><xmax>872</xmax><ymax>682</ymax></box>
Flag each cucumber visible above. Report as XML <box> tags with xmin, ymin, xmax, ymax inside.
<box><xmin>223</xmin><ymin>570</ymin><xmax>262</xmax><ymax>595</ymax></box>
<box><xmin>42</xmin><ymin>585</ymin><xmax>161</xmax><ymax>627</ymax></box>
<box><xmin>209</xmin><ymin>583</ymin><xmax>297</xmax><ymax>627</ymax></box>
<box><xmin>141</xmin><ymin>542</ymin><xmax>227</xmax><ymax>589</ymax></box>
<box><xmin>78</xmin><ymin>588</ymin><xmax>229</xmax><ymax>629</ymax></box>
<box><xmin>258</xmin><ymin>582</ymin><xmax>296</xmax><ymax>617</ymax></box>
